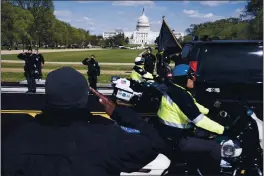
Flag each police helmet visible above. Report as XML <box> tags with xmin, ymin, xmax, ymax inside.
<box><xmin>172</xmin><ymin>64</ymin><xmax>196</xmax><ymax>81</ymax></box>
<box><xmin>135</xmin><ymin>57</ymin><xmax>145</xmax><ymax>65</ymax></box>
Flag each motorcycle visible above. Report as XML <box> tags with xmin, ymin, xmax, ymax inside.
<box><xmin>110</xmin><ymin>76</ymin><xmax>160</xmax><ymax>110</ymax></box>
<box><xmin>120</xmin><ymin>99</ymin><xmax>263</xmax><ymax>176</ymax></box>
<box><xmin>158</xmin><ymin>100</ymin><xmax>263</xmax><ymax>176</ymax></box>
<box><xmin>111</xmin><ymin>76</ymin><xmax>143</xmax><ymax>107</ymax></box>
<box><xmin>111</xmin><ymin>77</ymin><xmax>263</xmax><ymax>175</ymax></box>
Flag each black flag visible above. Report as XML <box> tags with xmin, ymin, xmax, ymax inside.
<box><xmin>156</xmin><ymin>18</ymin><xmax>185</xmax><ymax>77</ymax></box>
<box><xmin>157</xmin><ymin>19</ymin><xmax>182</xmax><ymax>53</ymax></box>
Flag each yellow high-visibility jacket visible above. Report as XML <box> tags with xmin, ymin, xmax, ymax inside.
<box><xmin>157</xmin><ymin>83</ymin><xmax>224</xmax><ymax>135</ymax></box>
<box><xmin>130</xmin><ymin>65</ymin><xmax>153</xmax><ymax>83</ymax></box>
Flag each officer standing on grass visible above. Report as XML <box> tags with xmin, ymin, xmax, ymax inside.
<box><xmin>34</xmin><ymin>49</ymin><xmax>45</xmax><ymax>81</ymax></box>
<box><xmin>82</xmin><ymin>55</ymin><xmax>100</xmax><ymax>89</ymax></box>
<box><xmin>142</xmin><ymin>47</ymin><xmax>156</xmax><ymax>74</ymax></box>
<box><xmin>17</xmin><ymin>47</ymin><xmax>37</xmax><ymax>93</ymax></box>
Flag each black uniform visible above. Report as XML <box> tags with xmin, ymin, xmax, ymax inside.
<box><xmin>143</xmin><ymin>52</ymin><xmax>156</xmax><ymax>74</ymax></box>
<box><xmin>156</xmin><ymin>53</ymin><xmax>162</xmax><ymax>76</ymax></box>
<box><xmin>82</xmin><ymin>58</ymin><xmax>100</xmax><ymax>89</ymax></box>
<box><xmin>17</xmin><ymin>53</ymin><xmax>37</xmax><ymax>93</ymax></box>
<box><xmin>34</xmin><ymin>53</ymin><xmax>45</xmax><ymax>80</ymax></box>
<box><xmin>2</xmin><ymin>107</ymin><xmax>166</xmax><ymax>176</ymax></box>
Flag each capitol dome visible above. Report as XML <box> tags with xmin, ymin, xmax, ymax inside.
<box><xmin>136</xmin><ymin>8</ymin><xmax>150</xmax><ymax>31</ymax></box>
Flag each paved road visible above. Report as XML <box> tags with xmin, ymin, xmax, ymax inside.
<box><xmin>1</xmin><ymin>60</ymin><xmax>175</xmax><ymax>66</ymax></box>
<box><xmin>1</xmin><ymin>68</ymin><xmax>131</xmax><ymax>75</ymax></box>
<box><xmin>1</xmin><ymin>48</ymin><xmax>106</xmax><ymax>55</ymax></box>
<box><xmin>1</xmin><ymin>60</ymin><xmax>136</xmax><ymax>66</ymax></box>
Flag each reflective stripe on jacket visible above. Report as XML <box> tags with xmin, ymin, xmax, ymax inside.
<box><xmin>157</xmin><ymin>83</ymin><xmax>224</xmax><ymax>135</ymax></box>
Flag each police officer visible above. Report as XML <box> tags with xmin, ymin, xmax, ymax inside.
<box><xmin>142</xmin><ymin>47</ymin><xmax>156</xmax><ymax>74</ymax></box>
<box><xmin>130</xmin><ymin>56</ymin><xmax>154</xmax><ymax>83</ymax></box>
<box><xmin>155</xmin><ymin>64</ymin><xmax>227</xmax><ymax>174</ymax></box>
<box><xmin>17</xmin><ymin>48</ymin><xmax>37</xmax><ymax>93</ymax></box>
<box><xmin>156</xmin><ymin>52</ymin><xmax>162</xmax><ymax>76</ymax></box>
<box><xmin>82</xmin><ymin>55</ymin><xmax>100</xmax><ymax>89</ymax></box>
<box><xmin>34</xmin><ymin>49</ymin><xmax>45</xmax><ymax>81</ymax></box>
<box><xmin>2</xmin><ymin>67</ymin><xmax>166</xmax><ymax>176</ymax></box>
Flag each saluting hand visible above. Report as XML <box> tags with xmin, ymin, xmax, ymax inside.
<box><xmin>89</xmin><ymin>87</ymin><xmax>116</xmax><ymax>116</ymax></box>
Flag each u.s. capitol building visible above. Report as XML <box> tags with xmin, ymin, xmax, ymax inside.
<box><xmin>103</xmin><ymin>9</ymin><xmax>184</xmax><ymax>45</ymax></box>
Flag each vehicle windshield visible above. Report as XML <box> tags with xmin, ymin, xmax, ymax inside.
<box><xmin>198</xmin><ymin>43</ymin><xmax>263</xmax><ymax>83</ymax></box>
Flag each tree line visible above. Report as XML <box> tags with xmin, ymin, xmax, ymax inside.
<box><xmin>184</xmin><ymin>0</ymin><xmax>263</xmax><ymax>41</ymax></box>
<box><xmin>2</xmin><ymin>0</ymin><xmax>262</xmax><ymax>50</ymax></box>
<box><xmin>1</xmin><ymin>0</ymin><xmax>103</xmax><ymax>49</ymax></box>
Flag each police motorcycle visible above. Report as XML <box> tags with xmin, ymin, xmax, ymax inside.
<box><xmin>113</xmin><ymin>61</ymin><xmax>263</xmax><ymax>175</ymax></box>
<box><xmin>149</xmin><ymin>68</ymin><xmax>263</xmax><ymax>175</ymax></box>
<box><xmin>111</xmin><ymin>57</ymin><xmax>157</xmax><ymax>108</ymax></box>
<box><xmin>119</xmin><ymin>86</ymin><xmax>263</xmax><ymax>176</ymax></box>
<box><xmin>111</xmin><ymin>76</ymin><xmax>143</xmax><ymax>107</ymax></box>
<box><xmin>159</xmin><ymin>100</ymin><xmax>263</xmax><ymax>176</ymax></box>
<box><xmin>115</xmin><ymin>71</ymin><xmax>263</xmax><ymax>175</ymax></box>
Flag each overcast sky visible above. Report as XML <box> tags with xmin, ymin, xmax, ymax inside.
<box><xmin>53</xmin><ymin>1</ymin><xmax>247</xmax><ymax>35</ymax></box>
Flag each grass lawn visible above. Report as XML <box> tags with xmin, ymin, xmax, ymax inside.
<box><xmin>1</xmin><ymin>49</ymin><xmax>144</xmax><ymax>63</ymax></box>
<box><xmin>1</xmin><ymin>72</ymin><xmax>126</xmax><ymax>83</ymax></box>
<box><xmin>1</xmin><ymin>63</ymin><xmax>133</xmax><ymax>71</ymax></box>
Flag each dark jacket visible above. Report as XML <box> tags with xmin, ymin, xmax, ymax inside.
<box><xmin>2</xmin><ymin>107</ymin><xmax>166</xmax><ymax>176</ymax></box>
<box><xmin>82</xmin><ymin>58</ymin><xmax>100</xmax><ymax>76</ymax></box>
<box><xmin>17</xmin><ymin>53</ymin><xmax>36</xmax><ymax>75</ymax></box>
<box><xmin>143</xmin><ymin>53</ymin><xmax>156</xmax><ymax>73</ymax></box>
<box><xmin>34</xmin><ymin>53</ymin><xmax>45</xmax><ymax>70</ymax></box>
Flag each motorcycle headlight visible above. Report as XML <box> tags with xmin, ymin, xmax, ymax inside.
<box><xmin>222</xmin><ymin>144</ymin><xmax>235</xmax><ymax>157</ymax></box>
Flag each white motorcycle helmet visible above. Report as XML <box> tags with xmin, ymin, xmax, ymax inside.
<box><xmin>135</xmin><ymin>56</ymin><xmax>145</xmax><ymax>65</ymax></box>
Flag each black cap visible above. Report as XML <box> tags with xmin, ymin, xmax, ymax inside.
<box><xmin>45</xmin><ymin>67</ymin><xmax>89</xmax><ymax>109</ymax></box>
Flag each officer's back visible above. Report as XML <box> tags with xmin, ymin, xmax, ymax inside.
<box><xmin>2</xmin><ymin>67</ymin><xmax>165</xmax><ymax>176</ymax></box>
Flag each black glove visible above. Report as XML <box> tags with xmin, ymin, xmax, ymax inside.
<box><xmin>222</xmin><ymin>126</ymin><xmax>231</xmax><ymax>136</ymax></box>
<box><xmin>130</xmin><ymin>80</ymin><xmax>144</xmax><ymax>92</ymax></box>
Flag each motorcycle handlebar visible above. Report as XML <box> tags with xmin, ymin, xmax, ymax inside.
<box><xmin>217</xmin><ymin>99</ymin><xmax>253</xmax><ymax>129</ymax></box>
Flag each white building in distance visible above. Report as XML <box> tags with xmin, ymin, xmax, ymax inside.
<box><xmin>103</xmin><ymin>29</ymin><xmax>123</xmax><ymax>39</ymax></box>
<box><xmin>123</xmin><ymin>9</ymin><xmax>159</xmax><ymax>45</ymax></box>
<box><xmin>173</xmin><ymin>32</ymin><xmax>185</xmax><ymax>42</ymax></box>
<box><xmin>103</xmin><ymin>9</ymin><xmax>184</xmax><ymax>44</ymax></box>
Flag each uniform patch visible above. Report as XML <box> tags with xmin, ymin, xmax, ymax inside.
<box><xmin>120</xmin><ymin>126</ymin><xmax>140</xmax><ymax>133</ymax></box>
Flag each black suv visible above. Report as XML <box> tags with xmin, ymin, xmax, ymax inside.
<box><xmin>181</xmin><ymin>40</ymin><xmax>263</xmax><ymax>117</ymax></box>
